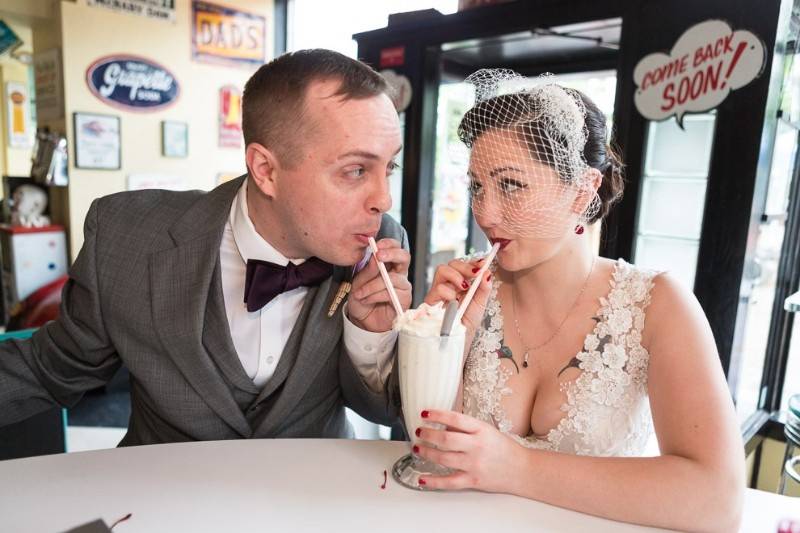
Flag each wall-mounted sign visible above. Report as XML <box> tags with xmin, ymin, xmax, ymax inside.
<box><xmin>86</xmin><ymin>55</ymin><xmax>179</xmax><ymax>112</ymax></box>
<box><xmin>5</xmin><ymin>82</ymin><xmax>31</xmax><ymax>149</ymax></box>
<box><xmin>161</xmin><ymin>120</ymin><xmax>188</xmax><ymax>158</ymax></box>
<box><xmin>0</xmin><ymin>20</ymin><xmax>21</xmax><ymax>57</ymax></box>
<box><xmin>379</xmin><ymin>46</ymin><xmax>405</xmax><ymax>69</ymax></box>
<box><xmin>73</xmin><ymin>112</ymin><xmax>121</xmax><ymax>170</ymax></box>
<box><xmin>87</xmin><ymin>0</ymin><xmax>176</xmax><ymax>23</ymax></box>
<box><xmin>634</xmin><ymin>19</ymin><xmax>765</xmax><ymax>126</ymax></box>
<box><xmin>34</xmin><ymin>49</ymin><xmax>64</xmax><ymax>121</ymax></box>
<box><xmin>218</xmin><ymin>85</ymin><xmax>242</xmax><ymax>148</ymax></box>
<box><xmin>192</xmin><ymin>1</ymin><xmax>266</xmax><ymax>69</ymax></box>
<box><xmin>381</xmin><ymin>70</ymin><xmax>412</xmax><ymax>113</ymax></box>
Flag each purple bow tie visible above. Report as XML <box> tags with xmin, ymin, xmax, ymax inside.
<box><xmin>244</xmin><ymin>257</ymin><xmax>333</xmax><ymax>312</ymax></box>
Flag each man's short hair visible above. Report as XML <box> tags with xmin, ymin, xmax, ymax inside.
<box><xmin>242</xmin><ymin>49</ymin><xmax>390</xmax><ymax>166</ymax></box>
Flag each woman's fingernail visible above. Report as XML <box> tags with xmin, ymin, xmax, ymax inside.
<box><xmin>471</xmin><ymin>267</ymin><xmax>480</xmax><ymax>273</ymax></box>
<box><xmin>421</xmin><ymin>410</ymin><xmax>429</xmax><ymax>418</ymax></box>
<box><xmin>486</xmin><ymin>273</ymin><xmax>491</xmax><ymax>282</ymax></box>
<box><xmin>415</xmin><ymin>428</ymin><xmax>421</xmax><ymax>437</ymax></box>
<box><xmin>418</xmin><ymin>478</ymin><xmax>427</xmax><ymax>486</ymax></box>
<box><xmin>461</xmin><ymin>281</ymin><xmax>469</xmax><ymax>289</ymax></box>
<box><xmin>413</xmin><ymin>445</ymin><xmax>420</xmax><ymax>453</ymax></box>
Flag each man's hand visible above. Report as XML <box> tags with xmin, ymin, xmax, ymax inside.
<box><xmin>347</xmin><ymin>238</ymin><xmax>412</xmax><ymax>332</ymax></box>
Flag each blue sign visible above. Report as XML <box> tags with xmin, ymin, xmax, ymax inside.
<box><xmin>86</xmin><ymin>55</ymin><xmax>179</xmax><ymax>111</ymax></box>
<box><xmin>0</xmin><ymin>20</ymin><xmax>22</xmax><ymax>56</ymax></box>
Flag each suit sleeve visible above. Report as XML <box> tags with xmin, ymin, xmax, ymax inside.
<box><xmin>338</xmin><ymin>217</ymin><xmax>407</xmax><ymax>426</ymax></box>
<box><xmin>0</xmin><ymin>199</ymin><xmax>121</xmax><ymax>426</ymax></box>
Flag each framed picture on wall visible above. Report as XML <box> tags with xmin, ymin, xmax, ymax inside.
<box><xmin>161</xmin><ymin>120</ymin><xmax>188</xmax><ymax>158</ymax></box>
<box><xmin>73</xmin><ymin>112</ymin><xmax>121</xmax><ymax>170</ymax></box>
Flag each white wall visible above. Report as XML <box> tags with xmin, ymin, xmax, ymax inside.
<box><xmin>57</xmin><ymin>0</ymin><xmax>273</xmax><ymax>255</ymax></box>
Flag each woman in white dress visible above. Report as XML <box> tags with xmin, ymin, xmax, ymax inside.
<box><xmin>417</xmin><ymin>72</ymin><xmax>744</xmax><ymax>532</ymax></box>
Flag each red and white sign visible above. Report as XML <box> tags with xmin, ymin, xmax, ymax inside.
<box><xmin>379</xmin><ymin>46</ymin><xmax>405</xmax><ymax>68</ymax></box>
<box><xmin>219</xmin><ymin>85</ymin><xmax>243</xmax><ymax>148</ymax></box>
<box><xmin>634</xmin><ymin>20</ymin><xmax>765</xmax><ymax>126</ymax></box>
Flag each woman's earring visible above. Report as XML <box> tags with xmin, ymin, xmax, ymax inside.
<box><xmin>574</xmin><ymin>224</ymin><xmax>585</xmax><ymax>235</ymax></box>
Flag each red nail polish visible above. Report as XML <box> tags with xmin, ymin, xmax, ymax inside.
<box><xmin>486</xmin><ymin>273</ymin><xmax>492</xmax><ymax>282</ymax></box>
<box><xmin>415</xmin><ymin>428</ymin><xmax>421</xmax><ymax>437</ymax></box>
<box><xmin>461</xmin><ymin>281</ymin><xmax>469</xmax><ymax>289</ymax></box>
<box><xmin>471</xmin><ymin>267</ymin><xmax>479</xmax><ymax>273</ymax></box>
<box><xmin>413</xmin><ymin>445</ymin><xmax>419</xmax><ymax>453</ymax></box>
<box><xmin>418</xmin><ymin>478</ymin><xmax>427</xmax><ymax>486</ymax></box>
<box><xmin>421</xmin><ymin>410</ymin><xmax>429</xmax><ymax>418</ymax></box>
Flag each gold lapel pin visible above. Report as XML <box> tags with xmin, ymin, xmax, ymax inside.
<box><xmin>327</xmin><ymin>252</ymin><xmax>370</xmax><ymax>318</ymax></box>
<box><xmin>327</xmin><ymin>280</ymin><xmax>352</xmax><ymax>318</ymax></box>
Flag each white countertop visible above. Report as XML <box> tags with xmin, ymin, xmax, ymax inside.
<box><xmin>0</xmin><ymin>439</ymin><xmax>796</xmax><ymax>532</ymax></box>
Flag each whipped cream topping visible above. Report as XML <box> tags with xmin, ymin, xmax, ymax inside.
<box><xmin>394</xmin><ymin>302</ymin><xmax>466</xmax><ymax>337</ymax></box>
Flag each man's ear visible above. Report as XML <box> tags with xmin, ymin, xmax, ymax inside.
<box><xmin>571</xmin><ymin>168</ymin><xmax>603</xmax><ymax>214</ymax></box>
<box><xmin>246</xmin><ymin>142</ymin><xmax>280</xmax><ymax>198</ymax></box>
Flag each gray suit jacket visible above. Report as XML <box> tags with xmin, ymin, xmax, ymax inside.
<box><xmin>0</xmin><ymin>176</ymin><xmax>404</xmax><ymax>445</ymax></box>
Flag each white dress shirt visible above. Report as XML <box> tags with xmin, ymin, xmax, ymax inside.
<box><xmin>219</xmin><ymin>182</ymin><xmax>396</xmax><ymax>390</ymax></box>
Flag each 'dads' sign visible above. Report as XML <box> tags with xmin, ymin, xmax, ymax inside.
<box><xmin>634</xmin><ymin>20</ymin><xmax>765</xmax><ymax>127</ymax></box>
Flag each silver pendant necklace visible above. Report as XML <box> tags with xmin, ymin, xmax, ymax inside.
<box><xmin>510</xmin><ymin>256</ymin><xmax>596</xmax><ymax>369</ymax></box>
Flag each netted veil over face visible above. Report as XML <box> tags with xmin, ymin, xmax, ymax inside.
<box><xmin>457</xmin><ymin>69</ymin><xmax>601</xmax><ymax>239</ymax></box>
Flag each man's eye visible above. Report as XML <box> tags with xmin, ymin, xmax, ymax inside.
<box><xmin>345</xmin><ymin>167</ymin><xmax>366</xmax><ymax>178</ymax></box>
<box><xmin>387</xmin><ymin>161</ymin><xmax>401</xmax><ymax>174</ymax></box>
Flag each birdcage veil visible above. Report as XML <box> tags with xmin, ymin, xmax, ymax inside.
<box><xmin>457</xmin><ymin>69</ymin><xmax>601</xmax><ymax>238</ymax></box>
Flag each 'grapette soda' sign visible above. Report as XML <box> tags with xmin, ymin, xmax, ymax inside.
<box><xmin>634</xmin><ymin>20</ymin><xmax>765</xmax><ymax>126</ymax></box>
<box><xmin>86</xmin><ymin>55</ymin><xmax>179</xmax><ymax>111</ymax></box>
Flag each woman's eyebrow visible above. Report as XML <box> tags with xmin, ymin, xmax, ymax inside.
<box><xmin>489</xmin><ymin>166</ymin><xmax>523</xmax><ymax>177</ymax></box>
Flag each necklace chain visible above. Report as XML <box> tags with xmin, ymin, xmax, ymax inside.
<box><xmin>511</xmin><ymin>256</ymin><xmax>596</xmax><ymax>369</ymax></box>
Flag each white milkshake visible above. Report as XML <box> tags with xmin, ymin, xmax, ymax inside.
<box><xmin>392</xmin><ymin>302</ymin><xmax>466</xmax><ymax>489</ymax></box>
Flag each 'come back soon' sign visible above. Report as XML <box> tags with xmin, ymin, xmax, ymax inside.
<box><xmin>192</xmin><ymin>0</ymin><xmax>266</xmax><ymax>69</ymax></box>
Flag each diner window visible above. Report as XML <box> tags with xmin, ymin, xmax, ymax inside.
<box><xmin>632</xmin><ymin>114</ymin><xmax>716</xmax><ymax>291</ymax></box>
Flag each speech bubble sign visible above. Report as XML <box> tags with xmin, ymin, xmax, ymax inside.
<box><xmin>634</xmin><ymin>19</ymin><xmax>765</xmax><ymax>128</ymax></box>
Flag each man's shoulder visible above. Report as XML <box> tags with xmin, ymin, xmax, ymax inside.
<box><xmin>95</xmin><ymin>188</ymin><xmax>204</xmax><ymax>219</ymax></box>
<box><xmin>87</xmin><ymin>180</ymin><xmax>239</xmax><ymax>252</ymax></box>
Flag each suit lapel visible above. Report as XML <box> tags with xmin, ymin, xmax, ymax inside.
<box><xmin>150</xmin><ymin>176</ymin><xmax>252</xmax><ymax>437</ymax></box>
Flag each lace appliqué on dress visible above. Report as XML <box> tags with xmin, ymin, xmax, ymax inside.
<box><xmin>462</xmin><ymin>263</ymin><xmax>515</xmax><ymax>433</ymax></box>
<box><xmin>462</xmin><ymin>259</ymin><xmax>657</xmax><ymax>457</ymax></box>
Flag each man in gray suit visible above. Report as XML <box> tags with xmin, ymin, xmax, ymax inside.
<box><xmin>0</xmin><ymin>49</ymin><xmax>411</xmax><ymax>445</ymax></box>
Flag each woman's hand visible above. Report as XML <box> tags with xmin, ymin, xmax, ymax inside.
<box><xmin>413</xmin><ymin>409</ymin><xmax>524</xmax><ymax>493</ymax></box>
<box><xmin>423</xmin><ymin>258</ymin><xmax>492</xmax><ymax>332</ymax></box>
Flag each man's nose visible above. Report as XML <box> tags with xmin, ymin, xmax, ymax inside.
<box><xmin>368</xmin><ymin>176</ymin><xmax>392</xmax><ymax>214</ymax></box>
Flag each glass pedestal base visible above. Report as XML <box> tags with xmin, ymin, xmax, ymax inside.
<box><xmin>391</xmin><ymin>452</ymin><xmax>453</xmax><ymax>491</ymax></box>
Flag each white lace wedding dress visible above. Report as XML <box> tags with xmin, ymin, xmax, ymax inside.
<box><xmin>462</xmin><ymin>258</ymin><xmax>658</xmax><ymax>457</ymax></box>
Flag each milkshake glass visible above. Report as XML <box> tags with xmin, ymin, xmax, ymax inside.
<box><xmin>391</xmin><ymin>303</ymin><xmax>466</xmax><ymax>490</ymax></box>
